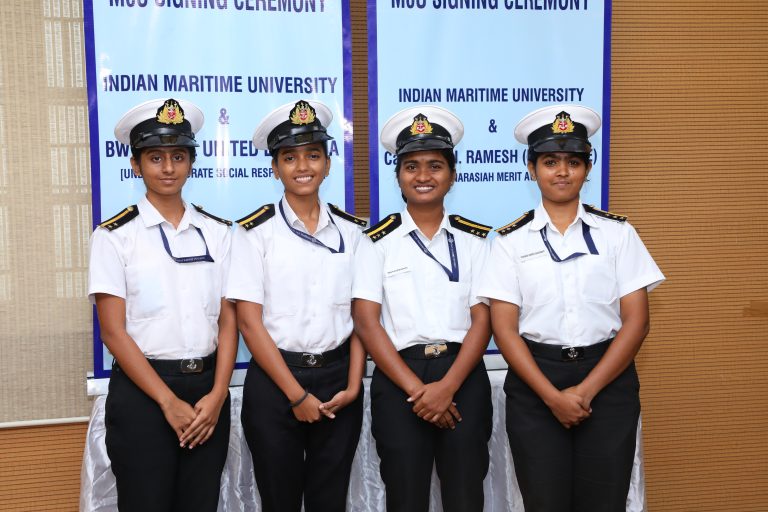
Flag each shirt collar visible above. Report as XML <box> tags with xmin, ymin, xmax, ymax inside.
<box><xmin>137</xmin><ymin>196</ymin><xmax>198</xmax><ymax>230</ymax></box>
<box><xmin>280</xmin><ymin>195</ymin><xmax>330</xmax><ymax>233</ymax></box>
<box><xmin>400</xmin><ymin>207</ymin><xmax>450</xmax><ymax>238</ymax></box>
<box><xmin>529</xmin><ymin>201</ymin><xmax>599</xmax><ymax>232</ymax></box>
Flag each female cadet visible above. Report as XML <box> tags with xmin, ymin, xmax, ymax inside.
<box><xmin>479</xmin><ymin>104</ymin><xmax>665</xmax><ymax>512</ymax></box>
<box><xmin>88</xmin><ymin>98</ymin><xmax>237</xmax><ymax>512</ymax></box>
<box><xmin>225</xmin><ymin>100</ymin><xmax>366</xmax><ymax>512</ymax></box>
<box><xmin>353</xmin><ymin>106</ymin><xmax>493</xmax><ymax>512</ymax></box>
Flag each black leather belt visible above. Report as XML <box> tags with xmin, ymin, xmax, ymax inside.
<box><xmin>280</xmin><ymin>340</ymin><xmax>349</xmax><ymax>368</ymax></box>
<box><xmin>523</xmin><ymin>338</ymin><xmax>613</xmax><ymax>362</ymax></box>
<box><xmin>138</xmin><ymin>352</ymin><xmax>216</xmax><ymax>375</ymax></box>
<box><xmin>399</xmin><ymin>342</ymin><xmax>461</xmax><ymax>360</ymax></box>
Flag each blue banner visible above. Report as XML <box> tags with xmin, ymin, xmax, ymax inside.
<box><xmin>85</xmin><ymin>0</ymin><xmax>353</xmax><ymax>378</ymax></box>
<box><xmin>368</xmin><ymin>0</ymin><xmax>611</xmax><ymax>224</ymax></box>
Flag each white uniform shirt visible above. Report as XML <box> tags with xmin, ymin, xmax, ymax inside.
<box><xmin>225</xmin><ymin>197</ymin><xmax>364</xmax><ymax>353</ymax></box>
<box><xmin>479</xmin><ymin>202</ymin><xmax>665</xmax><ymax>347</ymax></box>
<box><xmin>352</xmin><ymin>209</ymin><xmax>489</xmax><ymax>351</ymax></box>
<box><xmin>88</xmin><ymin>196</ymin><xmax>232</xmax><ymax>359</ymax></box>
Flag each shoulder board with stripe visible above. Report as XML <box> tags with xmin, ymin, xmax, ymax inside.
<box><xmin>495</xmin><ymin>210</ymin><xmax>534</xmax><ymax>236</ymax></box>
<box><xmin>363</xmin><ymin>213</ymin><xmax>401</xmax><ymax>242</ymax></box>
<box><xmin>584</xmin><ymin>204</ymin><xmax>627</xmax><ymax>222</ymax></box>
<box><xmin>193</xmin><ymin>204</ymin><xmax>232</xmax><ymax>226</ymax></box>
<box><xmin>328</xmin><ymin>204</ymin><xmax>367</xmax><ymax>227</ymax></box>
<box><xmin>449</xmin><ymin>215</ymin><xmax>492</xmax><ymax>238</ymax></box>
<box><xmin>235</xmin><ymin>204</ymin><xmax>275</xmax><ymax>230</ymax></box>
<box><xmin>99</xmin><ymin>205</ymin><xmax>139</xmax><ymax>231</ymax></box>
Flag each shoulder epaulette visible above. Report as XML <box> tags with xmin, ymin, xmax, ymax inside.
<box><xmin>363</xmin><ymin>213</ymin><xmax>401</xmax><ymax>242</ymax></box>
<box><xmin>329</xmin><ymin>204</ymin><xmax>367</xmax><ymax>227</ymax></box>
<box><xmin>449</xmin><ymin>215</ymin><xmax>492</xmax><ymax>238</ymax></box>
<box><xmin>236</xmin><ymin>204</ymin><xmax>275</xmax><ymax>230</ymax></box>
<box><xmin>193</xmin><ymin>204</ymin><xmax>232</xmax><ymax>226</ymax></box>
<box><xmin>99</xmin><ymin>205</ymin><xmax>139</xmax><ymax>231</ymax></box>
<box><xmin>584</xmin><ymin>204</ymin><xmax>627</xmax><ymax>222</ymax></box>
<box><xmin>495</xmin><ymin>210</ymin><xmax>534</xmax><ymax>236</ymax></box>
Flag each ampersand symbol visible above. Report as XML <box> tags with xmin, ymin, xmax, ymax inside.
<box><xmin>488</xmin><ymin>119</ymin><xmax>497</xmax><ymax>133</ymax></box>
<box><xmin>219</xmin><ymin>108</ymin><xmax>229</xmax><ymax>125</ymax></box>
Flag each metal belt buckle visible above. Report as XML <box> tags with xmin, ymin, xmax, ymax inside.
<box><xmin>424</xmin><ymin>343</ymin><xmax>447</xmax><ymax>358</ymax></box>
<box><xmin>301</xmin><ymin>353</ymin><xmax>324</xmax><ymax>367</ymax></box>
<box><xmin>561</xmin><ymin>346</ymin><xmax>584</xmax><ymax>361</ymax></box>
<box><xmin>181</xmin><ymin>358</ymin><xmax>204</xmax><ymax>374</ymax></box>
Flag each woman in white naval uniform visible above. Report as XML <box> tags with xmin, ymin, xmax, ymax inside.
<box><xmin>88</xmin><ymin>98</ymin><xmax>237</xmax><ymax>512</ymax></box>
<box><xmin>225</xmin><ymin>100</ymin><xmax>366</xmax><ymax>512</ymax></box>
<box><xmin>479</xmin><ymin>105</ymin><xmax>665</xmax><ymax>512</ymax></box>
<box><xmin>353</xmin><ymin>106</ymin><xmax>493</xmax><ymax>512</ymax></box>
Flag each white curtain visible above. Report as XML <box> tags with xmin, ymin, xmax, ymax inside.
<box><xmin>80</xmin><ymin>371</ymin><xmax>646</xmax><ymax>512</ymax></box>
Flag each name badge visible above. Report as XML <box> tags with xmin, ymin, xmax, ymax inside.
<box><xmin>385</xmin><ymin>265</ymin><xmax>410</xmax><ymax>278</ymax></box>
<box><xmin>519</xmin><ymin>249</ymin><xmax>547</xmax><ymax>262</ymax></box>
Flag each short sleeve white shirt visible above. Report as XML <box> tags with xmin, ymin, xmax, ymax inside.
<box><xmin>225</xmin><ymin>196</ymin><xmax>364</xmax><ymax>353</ymax></box>
<box><xmin>479</xmin><ymin>202</ymin><xmax>665</xmax><ymax>347</ymax></box>
<box><xmin>352</xmin><ymin>208</ymin><xmax>489</xmax><ymax>351</ymax></box>
<box><xmin>88</xmin><ymin>196</ymin><xmax>232</xmax><ymax>359</ymax></box>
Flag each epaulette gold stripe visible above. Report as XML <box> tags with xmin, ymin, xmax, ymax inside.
<box><xmin>367</xmin><ymin>217</ymin><xmax>395</xmax><ymax>237</ymax></box>
<box><xmin>101</xmin><ymin>206</ymin><xmax>134</xmax><ymax>226</ymax></box>
<box><xmin>454</xmin><ymin>217</ymin><xmax>490</xmax><ymax>231</ymax></box>
<box><xmin>496</xmin><ymin>212</ymin><xmax>528</xmax><ymax>231</ymax></box>
<box><xmin>239</xmin><ymin>206</ymin><xmax>269</xmax><ymax>226</ymax></box>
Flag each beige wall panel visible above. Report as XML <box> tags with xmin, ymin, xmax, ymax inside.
<box><xmin>0</xmin><ymin>1</ymin><xmax>93</xmax><ymax>423</ymax></box>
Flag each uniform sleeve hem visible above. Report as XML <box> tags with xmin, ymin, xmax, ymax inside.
<box><xmin>477</xmin><ymin>288</ymin><xmax>521</xmax><ymax>306</ymax></box>
<box><xmin>351</xmin><ymin>288</ymin><xmax>383</xmax><ymax>304</ymax></box>
<box><xmin>87</xmin><ymin>286</ymin><xmax>126</xmax><ymax>305</ymax></box>
<box><xmin>224</xmin><ymin>291</ymin><xmax>265</xmax><ymax>304</ymax></box>
<box><xmin>619</xmin><ymin>273</ymin><xmax>666</xmax><ymax>297</ymax></box>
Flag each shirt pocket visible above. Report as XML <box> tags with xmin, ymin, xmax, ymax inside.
<box><xmin>445</xmin><ymin>281</ymin><xmax>472</xmax><ymax>331</ymax></box>
<box><xmin>264</xmin><ymin>259</ymin><xmax>297</xmax><ymax>317</ymax></box>
<box><xmin>579</xmin><ymin>254</ymin><xmax>618</xmax><ymax>304</ymax></box>
<box><xmin>383</xmin><ymin>270</ymin><xmax>417</xmax><ymax>337</ymax></box>
<box><xmin>190</xmin><ymin>263</ymin><xmax>222</xmax><ymax>318</ymax></box>
<box><xmin>325</xmin><ymin>251</ymin><xmax>353</xmax><ymax>309</ymax></box>
<box><xmin>517</xmin><ymin>255</ymin><xmax>558</xmax><ymax>306</ymax></box>
<box><xmin>125</xmin><ymin>262</ymin><xmax>170</xmax><ymax>321</ymax></box>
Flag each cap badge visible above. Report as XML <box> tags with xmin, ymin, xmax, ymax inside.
<box><xmin>156</xmin><ymin>99</ymin><xmax>185</xmax><ymax>125</ymax></box>
<box><xmin>409</xmin><ymin>114</ymin><xmax>433</xmax><ymax>135</ymax></box>
<box><xmin>551</xmin><ymin>111</ymin><xmax>574</xmax><ymax>134</ymax></box>
<box><xmin>289</xmin><ymin>101</ymin><xmax>316</xmax><ymax>125</ymax></box>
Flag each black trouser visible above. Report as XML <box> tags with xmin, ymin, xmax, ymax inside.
<box><xmin>105</xmin><ymin>364</ymin><xmax>230</xmax><ymax>512</ymax></box>
<box><xmin>371</xmin><ymin>352</ymin><xmax>493</xmax><ymax>512</ymax></box>
<box><xmin>240</xmin><ymin>354</ymin><xmax>363</xmax><ymax>512</ymax></box>
<box><xmin>505</xmin><ymin>343</ymin><xmax>640</xmax><ymax>512</ymax></box>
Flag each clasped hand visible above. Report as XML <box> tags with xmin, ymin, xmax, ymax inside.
<box><xmin>408</xmin><ymin>381</ymin><xmax>462</xmax><ymax>429</ymax></box>
<box><xmin>163</xmin><ymin>391</ymin><xmax>227</xmax><ymax>449</ymax></box>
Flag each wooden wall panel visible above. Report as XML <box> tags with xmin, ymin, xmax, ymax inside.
<box><xmin>0</xmin><ymin>422</ymin><xmax>86</xmax><ymax>511</ymax></box>
<box><xmin>351</xmin><ymin>1</ymin><xmax>371</xmax><ymax>217</ymax></box>
<box><xmin>611</xmin><ymin>1</ymin><xmax>768</xmax><ymax>510</ymax></box>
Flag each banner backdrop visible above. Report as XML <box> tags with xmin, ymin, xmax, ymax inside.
<box><xmin>368</xmin><ymin>0</ymin><xmax>611</xmax><ymax>356</ymax></box>
<box><xmin>368</xmin><ymin>0</ymin><xmax>611</xmax><ymax>225</ymax></box>
<box><xmin>84</xmin><ymin>0</ymin><xmax>353</xmax><ymax>379</ymax></box>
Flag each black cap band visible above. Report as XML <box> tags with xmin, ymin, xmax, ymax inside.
<box><xmin>267</xmin><ymin>120</ymin><xmax>333</xmax><ymax>152</ymax></box>
<box><xmin>130</xmin><ymin>118</ymin><xmax>197</xmax><ymax>149</ymax></box>
<box><xmin>527</xmin><ymin>119</ymin><xmax>590</xmax><ymax>153</ymax></box>
<box><xmin>394</xmin><ymin>118</ymin><xmax>454</xmax><ymax>155</ymax></box>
